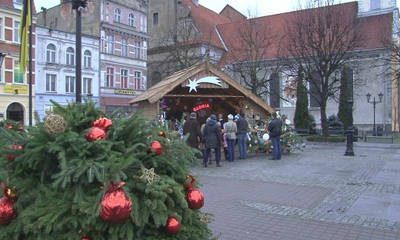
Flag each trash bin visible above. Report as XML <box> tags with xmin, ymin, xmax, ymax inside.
<box><xmin>353</xmin><ymin>126</ymin><xmax>359</xmax><ymax>142</ymax></box>
<box><xmin>377</xmin><ymin>126</ymin><xmax>383</xmax><ymax>136</ymax></box>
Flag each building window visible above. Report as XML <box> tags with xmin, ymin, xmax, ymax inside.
<box><xmin>370</xmin><ymin>0</ymin><xmax>381</xmax><ymax>10</ymax></box>
<box><xmin>105</xmin><ymin>4</ymin><xmax>109</xmax><ymax>22</ymax></box>
<box><xmin>13</xmin><ymin>61</ymin><xmax>24</xmax><ymax>84</ymax></box>
<box><xmin>121</xmin><ymin>38</ymin><xmax>128</xmax><ymax>57</ymax></box>
<box><xmin>134</xmin><ymin>41</ymin><xmax>141</xmax><ymax>59</ymax></box>
<box><xmin>114</xmin><ymin>8</ymin><xmax>121</xmax><ymax>23</ymax></box>
<box><xmin>128</xmin><ymin>13</ymin><xmax>135</xmax><ymax>26</ymax></box>
<box><xmin>65</xmin><ymin>76</ymin><xmax>75</xmax><ymax>93</ymax></box>
<box><xmin>46</xmin><ymin>74</ymin><xmax>56</xmax><ymax>92</ymax></box>
<box><xmin>106</xmin><ymin>35</ymin><xmax>114</xmax><ymax>54</ymax></box>
<box><xmin>44</xmin><ymin>105</ymin><xmax>54</xmax><ymax>116</ymax></box>
<box><xmin>84</xmin><ymin>50</ymin><xmax>92</xmax><ymax>68</ymax></box>
<box><xmin>66</xmin><ymin>47</ymin><xmax>75</xmax><ymax>66</ymax></box>
<box><xmin>120</xmin><ymin>69</ymin><xmax>128</xmax><ymax>88</ymax></box>
<box><xmin>83</xmin><ymin>77</ymin><xmax>92</xmax><ymax>94</ymax></box>
<box><xmin>106</xmin><ymin>67</ymin><xmax>114</xmax><ymax>87</ymax></box>
<box><xmin>46</xmin><ymin>44</ymin><xmax>56</xmax><ymax>63</ymax></box>
<box><xmin>14</xmin><ymin>21</ymin><xmax>20</xmax><ymax>43</ymax></box>
<box><xmin>153</xmin><ymin>12</ymin><xmax>158</xmax><ymax>25</ymax></box>
<box><xmin>269</xmin><ymin>73</ymin><xmax>280</xmax><ymax>108</ymax></box>
<box><xmin>0</xmin><ymin>18</ymin><xmax>3</xmax><ymax>40</ymax></box>
<box><xmin>134</xmin><ymin>71</ymin><xmax>141</xmax><ymax>90</ymax></box>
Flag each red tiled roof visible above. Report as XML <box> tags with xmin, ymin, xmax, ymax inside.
<box><xmin>181</xmin><ymin>0</ymin><xmax>231</xmax><ymax>49</ymax></box>
<box><xmin>214</xmin><ymin>1</ymin><xmax>392</xmax><ymax>66</ymax></box>
<box><xmin>0</xmin><ymin>0</ymin><xmax>37</xmax><ymax>14</ymax></box>
<box><xmin>358</xmin><ymin>13</ymin><xmax>393</xmax><ymax>49</ymax></box>
<box><xmin>220</xmin><ymin>4</ymin><xmax>246</xmax><ymax>22</ymax></box>
<box><xmin>0</xmin><ymin>0</ymin><xmax>13</xmax><ymax>8</ymax></box>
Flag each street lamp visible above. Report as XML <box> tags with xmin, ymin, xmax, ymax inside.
<box><xmin>72</xmin><ymin>0</ymin><xmax>87</xmax><ymax>103</ymax></box>
<box><xmin>366</xmin><ymin>92</ymin><xmax>384</xmax><ymax>133</ymax></box>
<box><xmin>0</xmin><ymin>52</ymin><xmax>6</xmax><ymax>68</ymax></box>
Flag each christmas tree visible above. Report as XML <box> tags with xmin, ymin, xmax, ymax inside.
<box><xmin>0</xmin><ymin>101</ymin><xmax>212</xmax><ymax>239</ymax></box>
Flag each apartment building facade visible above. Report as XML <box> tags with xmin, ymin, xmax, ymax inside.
<box><xmin>0</xmin><ymin>0</ymin><xmax>36</xmax><ymax>125</ymax></box>
<box><xmin>36</xmin><ymin>0</ymin><xmax>149</xmax><ymax>116</ymax></box>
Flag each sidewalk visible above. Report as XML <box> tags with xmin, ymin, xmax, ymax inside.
<box><xmin>190</xmin><ymin>141</ymin><xmax>400</xmax><ymax>239</ymax></box>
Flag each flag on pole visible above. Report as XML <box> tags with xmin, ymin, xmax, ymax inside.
<box><xmin>19</xmin><ymin>0</ymin><xmax>32</xmax><ymax>73</ymax></box>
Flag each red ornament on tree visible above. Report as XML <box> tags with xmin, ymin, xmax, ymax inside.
<box><xmin>7</xmin><ymin>144</ymin><xmax>24</xmax><ymax>161</ymax></box>
<box><xmin>86</xmin><ymin>127</ymin><xmax>107</xmax><ymax>142</ymax></box>
<box><xmin>93</xmin><ymin>116</ymin><xmax>113</xmax><ymax>132</ymax></box>
<box><xmin>0</xmin><ymin>183</ymin><xmax>18</xmax><ymax>225</ymax></box>
<box><xmin>185</xmin><ymin>175</ymin><xmax>204</xmax><ymax>210</ymax></box>
<box><xmin>81</xmin><ymin>237</ymin><xmax>91</xmax><ymax>240</ymax></box>
<box><xmin>165</xmin><ymin>217</ymin><xmax>180</xmax><ymax>235</ymax></box>
<box><xmin>148</xmin><ymin>140</ymin><xmax>162</xmax><ymax>156</ymax></box>
<box><xmin>100</xmin><ymin>182</ymin><xmax>132</xmax><ymax>224</ymax></box>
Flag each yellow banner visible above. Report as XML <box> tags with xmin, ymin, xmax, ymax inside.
<box><xmin>115</xmin><ymin>89</ymin><xmax>136</xmax><ymax>95</ymax></box>
<box><xmin>4</xmin><ymin>85</ymin><xmax>28</xmax><ymax>94</ymax></box>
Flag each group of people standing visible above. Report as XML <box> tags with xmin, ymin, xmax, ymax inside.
<box><xmin>183</xmin><ymin>111</ymin><xmax>283</xmax><ymax>168</ymax></box>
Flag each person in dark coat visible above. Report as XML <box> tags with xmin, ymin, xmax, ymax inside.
<box><xmin>202</xmin><ymin>114</ymin><xmax>222</xmax><ymax>167</ymax></box>
<box><xmin>267</xmin><ymin>111</ymin><xmax>283</xmax><ymax>160</ymax></box>
<box><xmin>183</xmin><ymin>112</ymin><xmax>202</xmax><ymax>149</ymax></box>
<box><xmin>236</xmin><ymin>112</ymin><xmax>249</xmax><ymax>159</ymax></box>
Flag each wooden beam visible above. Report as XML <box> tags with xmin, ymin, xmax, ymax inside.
<box><xmin>164</xmin><ymin>94</ymin><xmax>245</xmax><ymax>98</ymax></box>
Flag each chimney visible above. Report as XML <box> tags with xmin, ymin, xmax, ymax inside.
<box><xmin>191</xmin><ymin>0</ymin><xmax>199</xmax><ymax>6</ymax></box>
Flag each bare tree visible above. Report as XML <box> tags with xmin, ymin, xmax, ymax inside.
<box><xmin>223</xmin><ymin>13</ymin><xmax>280</xmax><ymax>100</ymax></box>
<box><xmin>283</xmin><ymin>0</ymin><xmax>365</xmax><ymax>136</ymax></box>
<box><xmin>381</xmin><ymin>29</ymin><xmax>400</xmax><ymax>130</ymax></box>
<box><xmin>148</xmin><ymin>18</ymin><xmax>213</xmax><ymax>85</ymax></box>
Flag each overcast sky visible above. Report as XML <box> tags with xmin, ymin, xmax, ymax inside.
<box><xmin>33</xmin><ymin>0</ymin><xmax>398</xmax><ymax>16</ymax></box>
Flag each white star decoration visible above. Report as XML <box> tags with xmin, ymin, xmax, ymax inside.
<box><xmin>186</xmin><ymin>76</ymin><xmax>222</xmax><ymax>93</ymax></box>
<box><xmin>186</xmin><ymin>78</ymin><xmax>199</xmax><ymax>92</ymax></box>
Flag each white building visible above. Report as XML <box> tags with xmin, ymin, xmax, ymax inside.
<box><xmin>35</xmin><ymin>26</ymin><xmax>100</xmax><ymax>121</ymax></box>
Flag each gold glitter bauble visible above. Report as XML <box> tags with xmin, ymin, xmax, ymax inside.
<box><xmin>45</xmin><ymin>114</ymin><xmax>67</xmax><ymax>135</ymax></box>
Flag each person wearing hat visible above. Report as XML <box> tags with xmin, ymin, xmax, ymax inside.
<box><xmin>223</xmin><ymin>114</ymin><xmax>237</xmax><ymax>162</ymax></box>
<box><xmin>202</xmin><ymin>114</ymin><xmax>222</xmax><ymax>167</ymax></box>
<box><xmin>183</xmin><ymin>112</ymin><xmax>202</xmax><ymax>156</ymax></box>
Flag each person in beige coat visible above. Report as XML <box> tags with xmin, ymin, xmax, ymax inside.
<box><xmin>223</xmin><ymin>114</ymin><xmax>237</xmax><ymax>162</ymax></box>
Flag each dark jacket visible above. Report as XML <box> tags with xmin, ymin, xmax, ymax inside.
<box><xmin>236</xmin><ymin>116</ymin><xmax>248</xmax><ymax>134</ymax></box>
<box><xmin>203</xmin><ymin>119</ymin><xmax>221</xmax><ymax>149</ymax></box>
<box><xmin>268</xmin><ymin>117</ymin><xmax>283</xmax><ymax>138</ymax></box>
<box><xmin>183</xmin><ymin>118</ymin><xmax>202</xmax><ymax>148</ymax></box>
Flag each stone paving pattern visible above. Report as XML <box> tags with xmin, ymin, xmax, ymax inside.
<box><xmin>190</xmin><ymin>141</ymin><xmax>400</xmax><ymax>239</ymax></box>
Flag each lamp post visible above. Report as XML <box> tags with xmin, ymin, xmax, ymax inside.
<box><xmin>366</xmin><ymin>92</ymin><xmax>383</xmax><ymax>133</ymax></box>
<box><xmin>344</xmin><ymin>99</ymin><xmax>354</xmax><ymax>156</ymax></box>
<box><xmin>72</xmin><ymin>0</ymin><xmax>87</xmax><ymax>103</ymax></box>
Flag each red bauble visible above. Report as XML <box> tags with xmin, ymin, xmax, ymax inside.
<box><xmin>7</xmin><ymin>144</ymin><xmax>24</xmax><ymax>161</ymax></box>
<box><xmin>0</xmin><ymin>183</ymin><xmax>17</xmax><ymax>225</ymax></box>
<box><xmin>186</xmin><ymin>188</ymin><xmax>204</xmax><ymax>210</ymax></box>
<box><xmin>165</xmin><ymin>217</ymin><xmax>180</xmax><ymax>235</ymax></box>
<box><xmin>149</xmin><ymin>141</ymin><xmax>162</xmax><ymax>156</ymax></box>
<box><xmin>86</xmin><ymin>127</ymin><xmax>107</xmax><ymax>141</ymax></box>
<box><xmin>82</xmin><ymin>237</ymin><xmax>91</xmax><ymax>240</ymax></box>
<box><xmin>185</xmin><ymin>175</ymin><xmax>204</xmax><ymax>210</ymax></box>
<box><xmin>100</xmin><ymin>182</ymin><xmax>132</xmax><ymax>224</ymax></box>
<box><xmin>93</xmin><ymin>117</ymin><xmax>113</xmax><ymax>132</ymax></box>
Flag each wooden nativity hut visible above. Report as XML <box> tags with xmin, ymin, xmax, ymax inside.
<box><xmin>129</xmin><ymin>61</ymin><xmax>275</xmax><ymax>125</ymax></box>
